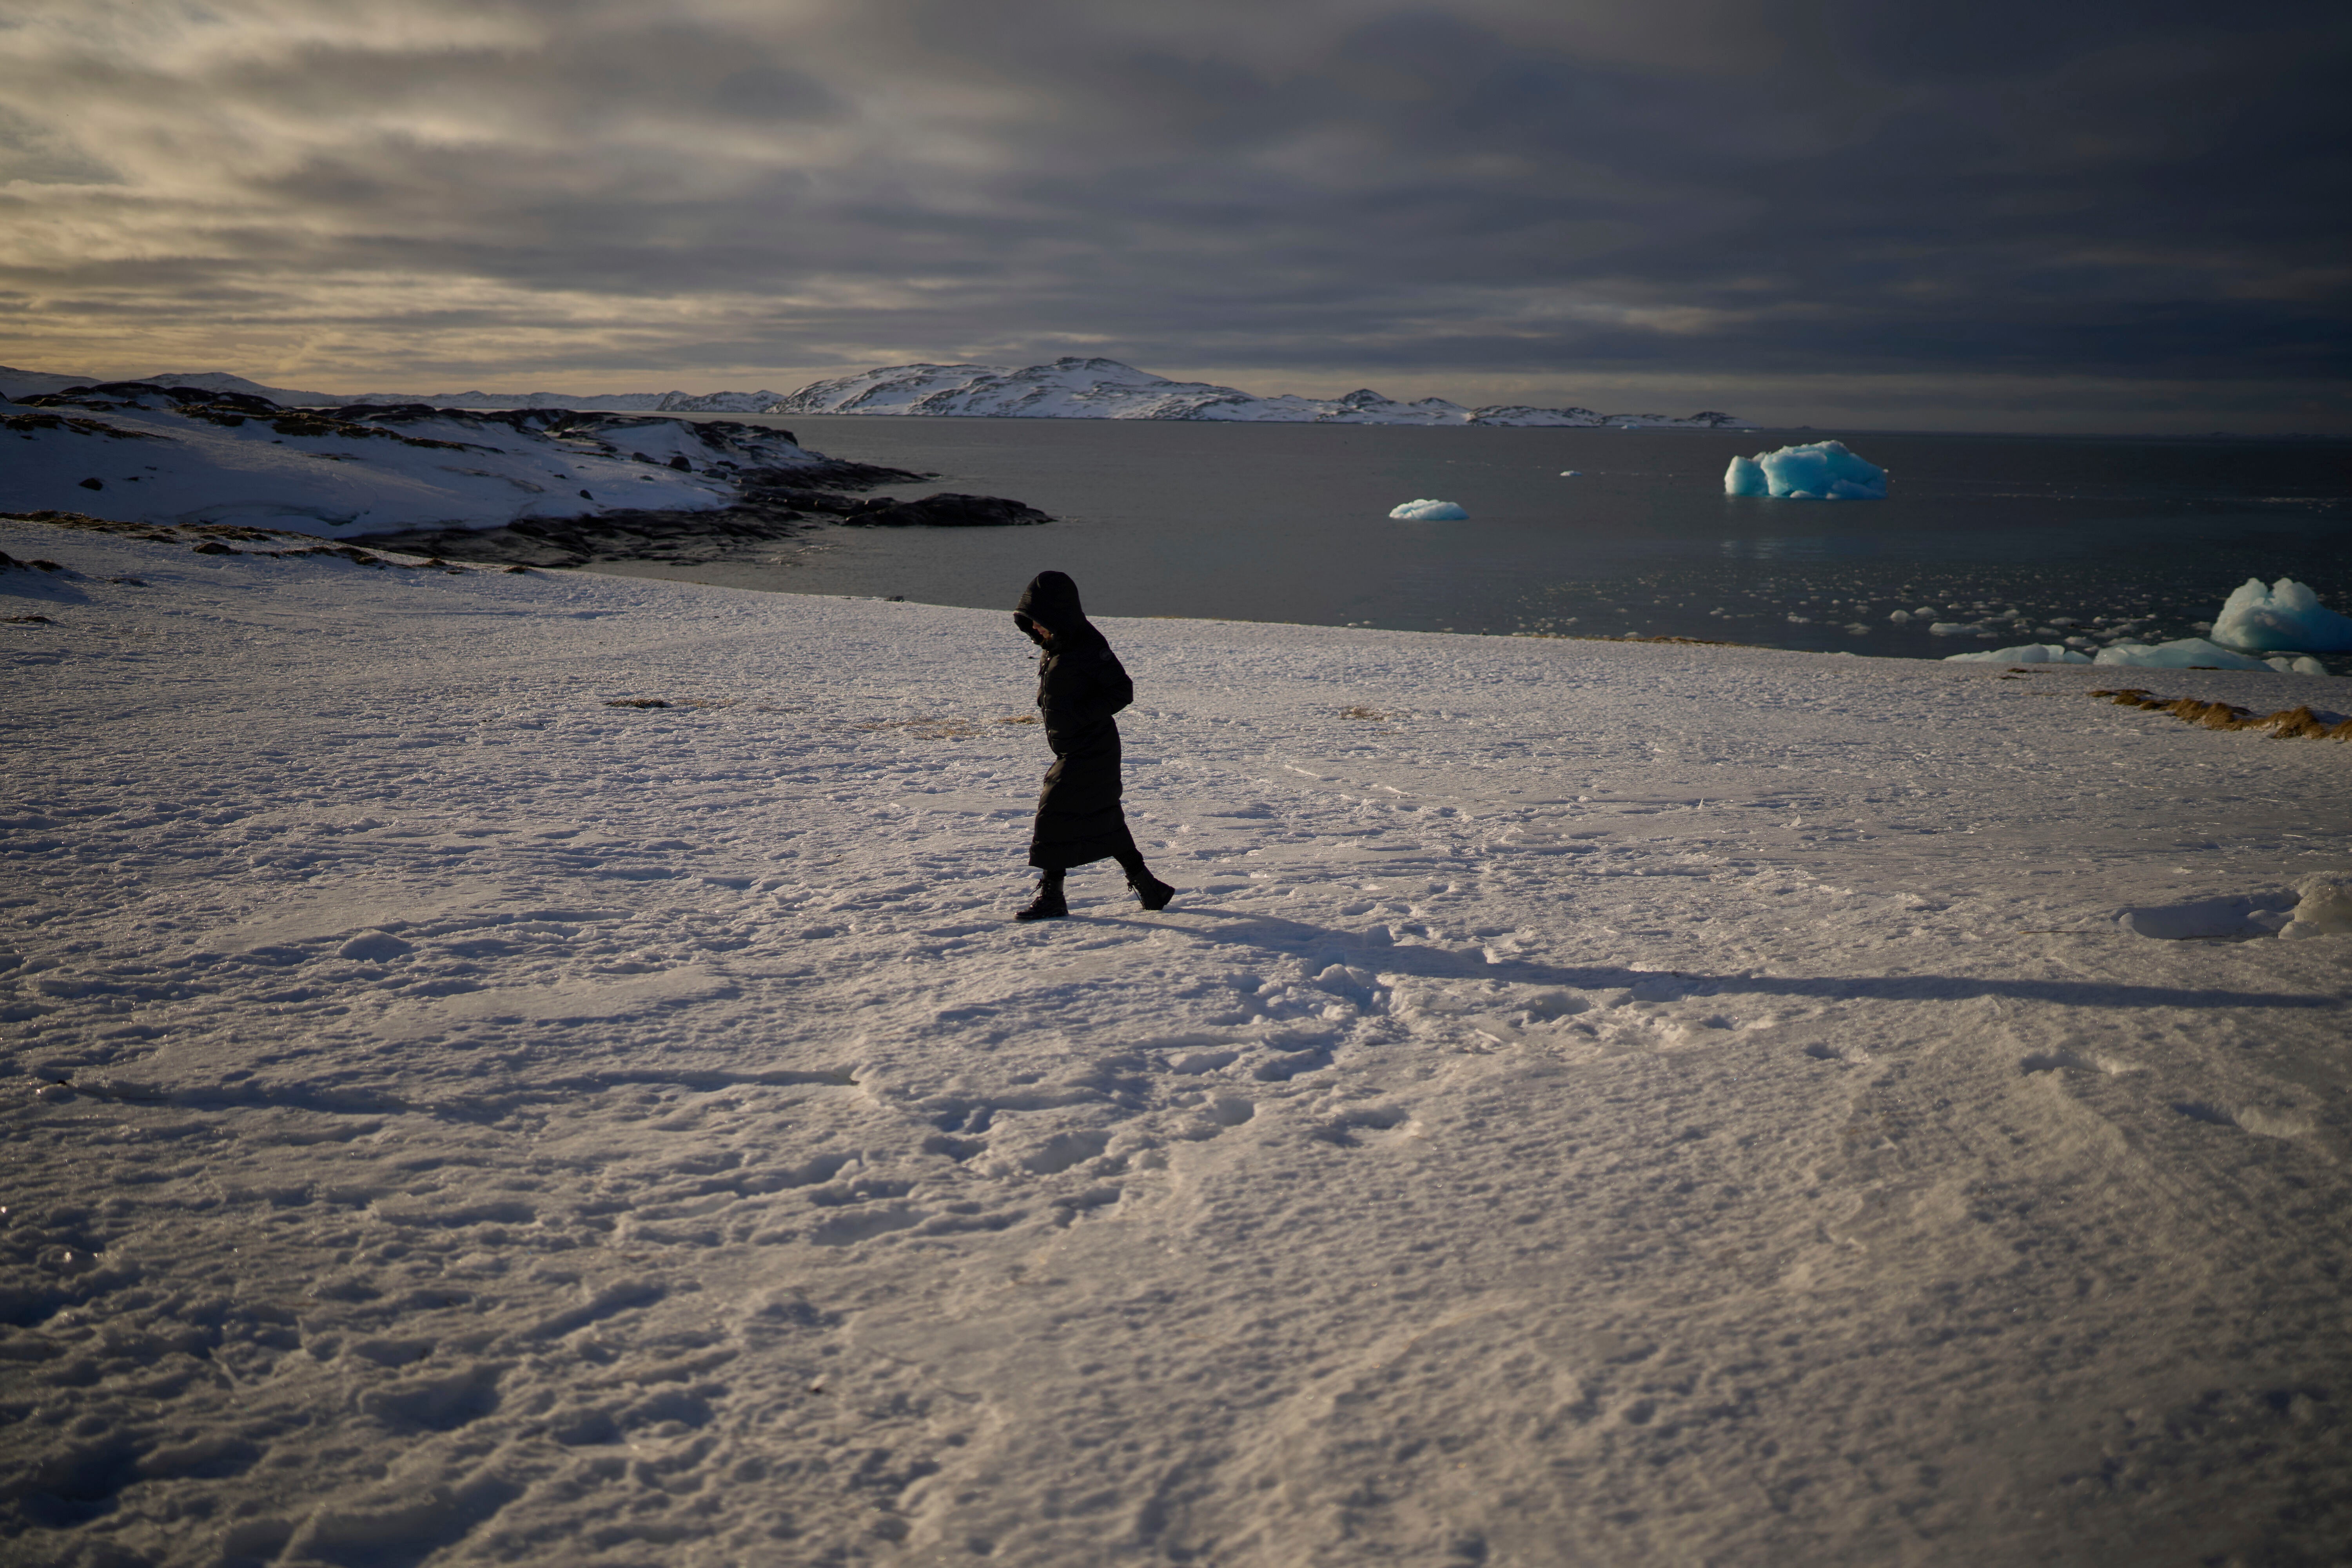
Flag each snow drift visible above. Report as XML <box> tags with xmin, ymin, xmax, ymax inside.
<box><xmin>2210</xmin><ymin>577</ymin><xmax>2352</xmax><ymax>652</ymax></box>
<box><xmin>1723</xmin><ymin>441</ymin><xmax>1888</xmax><ymax>500</ymax></box>
<box><xmin>2284</xmin><ymin>874</ymin><xmax>2352</xmax><ymax>938</ymax></box>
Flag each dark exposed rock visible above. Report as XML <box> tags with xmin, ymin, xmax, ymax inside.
<box><xmin>33</xmin><ymin>383</ymin><xmax>274</xmax><ymax>413</ymax></box>
<box><xmin>3</xmin><ymin>410</ymin><xmax>163</xmax><ymax>439</ymax></box>
<box><xmin>737</xmin><ymin>459</ymin><xmax>928</xmax><ymax>495</ymax></box>
<box><xmin>837</xmin><ymin>492</ymin><xmax>1053</xmax><ymax>528</ymax></box>
<box><xmin>352</xmin><ymin>498</ymin><xmax>824</xmax><ymax>570</ymax></box>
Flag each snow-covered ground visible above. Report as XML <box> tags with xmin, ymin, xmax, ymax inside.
<box><xmin>4</xmin><ymin>515</ymin><xmax>2349</xmax><ymax>1566</ymax></box>
<box><xmin>4</xmin><ymin>388</ymin><xmax>831</xmax><ymax>536</ymax></box>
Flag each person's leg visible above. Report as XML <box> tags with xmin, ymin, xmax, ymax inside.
<box><xmin>1016</xmin><ymin>867</ymin><xmax>1068</xmax><ymax>921</ymax></box>
<box><xmin>1113</xmin><ymin>848</ymin><xmax>1175</xmax><ymax>911</ymax></box>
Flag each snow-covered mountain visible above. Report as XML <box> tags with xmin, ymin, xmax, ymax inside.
<box><xmin>651</xmin><ymin>388</ymin><xmax>793</xmax><ymax>413</ymax></box>
<box><xmin>4</xmin><ymin>361</ymin><xmax>1744</xmax><ymax>426</ymax></box>
<box><xmin>1</xmin><ymin>381</ymin><xmax>830</xmax><ymax>536</ymax></box>
<box><xmin>767</xmin><ymin>357</ymin><xmax>1748</xmax><ymax>428</ymax></box>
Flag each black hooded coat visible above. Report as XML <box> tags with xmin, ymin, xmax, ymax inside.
<box><xmin>1014</xmin><ymin>572</ymin><xmax>1139</xmax><ymax>871</ymax></box>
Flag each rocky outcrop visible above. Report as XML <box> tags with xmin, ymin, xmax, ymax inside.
<box><xmin>836</xmin><ymin>492</ymin><xmax>1052</xmax><ymax>528</ymax></box>
<box><xmin>0</xmin><ymin>383</ymin><xmax>991</xmax><ymax>551</ymax></box>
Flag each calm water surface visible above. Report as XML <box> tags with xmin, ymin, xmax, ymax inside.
<box><xmin>592</xmin><ymin>418</ymin><xmax>2352</xmax><ymax>666</ymax></box>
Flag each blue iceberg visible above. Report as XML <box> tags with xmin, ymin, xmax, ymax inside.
<box><xmin>2210</xmin><ymin>577</ymin><xmax>2352</xmax><ymax>652</ymax></box>
<box><xmin>1389</xmin><ymin>499</ymin><xmax>1468</xmax><ymax>521</ymax></box>
<box><xmin>1723</xmin><ymin>440</ymin><xmax>1887</xmax><ymax>501</ymax></box>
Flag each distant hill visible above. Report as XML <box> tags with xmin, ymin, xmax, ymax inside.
<box><xmin>3</xmin><ymin>359</ymin><xmax>1744</xmax><ymax>428</ymax></box>
<box><xmin>0</xmin><ymin>380</ymin><xmax>827</xmax><ymax>535</ymax></box>
<box><xmin>766</xmin><ymin>357</ymin><xmax>1748</xmax><ymax>428</ymax></box>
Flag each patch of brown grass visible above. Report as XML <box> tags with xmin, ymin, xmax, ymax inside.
<box><xmin>2089</xmin><ymin>688</ymin><xmax>2352</xmax><ymax>740</ymax></box>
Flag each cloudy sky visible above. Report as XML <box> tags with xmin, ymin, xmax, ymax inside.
<box><xmin>2</xmin><ymin>0</ymin><xmax>2347</xmax><ymax>430</ymax></box>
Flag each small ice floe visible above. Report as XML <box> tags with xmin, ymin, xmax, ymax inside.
<box><xmin>1389</xmin><ymin>499</ymin><xmax>1469</xmax><ymax>521</ymax></box>
<box><xmin>1944</xmin><ymin>643</ymin><xmax>2092</xmax><ymax>664</ymax></box>
<box><xmin>1559</xmin><ymin>470</ymin><xmax>1581</xmax><ymax>477</ymax></box>
<box><xmin>2212</xmin><ymin>577</ymin><xmax>2352</xmax><ymax>652</ymax></box>
<box><xmin>1722</xmin><ymin>440</ymin><xmax>1886</xmax><ymax>500</ymax></box>
<box><xmin>2092</xmin><ymin>637</ymin><xmax>2272</xmax><ymax>671</ymax></box>
<box><xmin>2265</xmin><ymin>656</ymin><xmax>2330</xmax><ymax>675</ymax></box>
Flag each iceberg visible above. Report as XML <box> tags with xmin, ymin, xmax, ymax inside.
<box><xmin>1723</xmin><ymin>440</ymin><xmax>1887</xmax><ymax>500</ymax></box>
<box><xmin>2092</xmin><ymin>637</ymin><xmax>2273</xmax><ymax>671</ymax></box>
<box><xmin>1944</xmin><ymin>644</ymin><xmax>2093</xmax><ymax>664</ymax></box>
<box><xmin>1389</xmin><ymin>499</ymin><xmax>1469</xmax><ymax>521</ymax></box>
<box><xmin>2210</xmin><ymin>577</ymin><xmax>2352</xmax><ymax>652</ymax></box>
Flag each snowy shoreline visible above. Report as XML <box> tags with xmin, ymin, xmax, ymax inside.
<box><xmin>5</xmin><ymin>517</ymin><xmax>2351</xmax><ymax>1564</ymax></box>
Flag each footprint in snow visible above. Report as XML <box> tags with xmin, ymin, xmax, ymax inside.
<box><xmin>2018</xmin><ymin>1050</ymin><xmax>2130</xmax><ymax>1076</ymax></box>
<box><xmin>2118</xmin><ymin>893</ymin><xmax>2298</xmax><ymax>940</ymax></box>
<box><xmin>1307</xmin><ymin>1105</ymin><xmax>1414</xmax><ymax>1147</ymax></box>
<box><xmin>2170</xmin><ymin>1101</ymin><xmax>2313</xmax><ymax>1138</ymax></box>
<box><xmin>1175</xmin><ymin>1095</ymin><xmax>1255</xmax><ymax>1140</ymax></box>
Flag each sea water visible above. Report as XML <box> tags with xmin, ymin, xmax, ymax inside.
<box><xmin>592</xmin><ymin>417</ymin><xmax>2352</xmax><ymax>667</ymax></box>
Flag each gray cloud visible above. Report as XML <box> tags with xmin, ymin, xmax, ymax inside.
<box><xmin>0</xmin><ymin>0</ymin><xmax>2345</xmax><ymax>428</ymax></box>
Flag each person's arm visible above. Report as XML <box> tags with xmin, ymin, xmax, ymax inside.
<box><xmin>1044</xmin><ymin>648</ymin><xmax>1132</xmax><ymax>728</ymax></box>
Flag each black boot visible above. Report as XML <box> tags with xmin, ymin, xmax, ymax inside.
<box><xmin>1015</xmin><ymin>873</ymin><xmax>1068</xmax><ymax>922</ymax></box>
<box><xmin>1118</xmin><ymin>853</ymin><xmax>1175</xmax><ymax>912</ymax></box>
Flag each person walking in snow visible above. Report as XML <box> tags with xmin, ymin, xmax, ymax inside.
<box><xmin>1012</xmin><ymin>570</ymin><xmax>1175</xmax><ymax>922</ymax></box>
